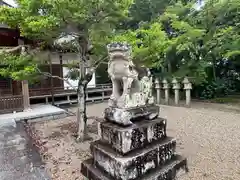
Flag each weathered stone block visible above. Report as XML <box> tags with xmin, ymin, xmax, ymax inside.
<box><xmin>101</xmin><ymin>118</ymin><xmax>167</xmax><ymax>154</ymax></box>
<box><xmin>91</xmin><ymin>137</ymin><xmax>176</xmax><ymax>180</ymax></box>
<box><xmin>104</xmin><ymin>104</ymin><xmax>159</xmax><ymax>126</ymax></box>
<box><xmin>81</xmin><ymin>155</ymin><xmax>188</xmax><ymax>180</ymax></box>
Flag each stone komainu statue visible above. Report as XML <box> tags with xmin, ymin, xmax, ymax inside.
<box><xmin>104</xmin><ymin>42</ymin><xmax>159</xmax><ymax>125</ymax></box>
<box><xmin>81</xmin><ymin>42</ymin><xmax>188</xmax><ymax>180</ymax></box>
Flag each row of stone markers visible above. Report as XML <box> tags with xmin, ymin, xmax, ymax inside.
<box><xmin>154</xmin><ymin>77</ymin><xmax>192</xmax><ymax>106</ymax></box>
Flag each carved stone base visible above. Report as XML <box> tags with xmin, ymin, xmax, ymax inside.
<box><xmin>91</xmin><ymin>137</ymin><xmax>176</xmax><ymax>180</ymax></box>
<box><xmin>81</xmin><ymin>155</ymin><xmax>188</xmax><ymax>180</ymax></box>
<box><xmin>100</xmin><ymin>118</ymin><xmax>167</xmax><ymax>154</ymax></box>
<box><xmin>81</xmin><ymin>105</ymin><xmax>188</xmax><ymax>180</ymax></box>
<box><xmin>104</xmin><ymin>104</ymin><xmax>159</xmax><ymax>126</ymax></box>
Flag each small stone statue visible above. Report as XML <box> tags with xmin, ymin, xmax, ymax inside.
<box><xmin>104</xmin><ymin>42</ymin><xmax>159</xmax><ymax>125</ymax></box>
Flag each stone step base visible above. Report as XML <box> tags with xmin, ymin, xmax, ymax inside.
<box><xmin>81</xmin><ymin>155</ymin><xmax>188</xmax><ymax>180</ymax></box>
<box><xmin>100</xmin><ymin>117</ymin><xmax>167</xmax><ymax>154</ymax></box>
<box><xmin>91</xmin><ymin>137</ymin><xmax>176</xmax><ymax>180</ymax></box>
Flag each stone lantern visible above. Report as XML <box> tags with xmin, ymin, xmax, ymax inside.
<box><xmin>154</xmin><ymin>78</ymin><xmax>161</xmax><ymax>104</ymax></box>
<box><xmin>183</xmin><ymin>77</ymin><xmax>192</xmax><ymax>106</ymax></box>
<box><xmin>162</xmin><ymin>78</ymin><xmax>169</xmax><ymax>104</ymax></box>
<box><xmin>172</xmin><ymin>78</ymin><xmax>180</xmax><ymax>105</ymax></box>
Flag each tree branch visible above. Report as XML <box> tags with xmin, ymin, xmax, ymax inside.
<box><xmin>92</xmin><ymin>56</ymin><xmax>108</xmax><ymax>68</ymax></box>
<box><xmin>0</xmin><ymin>45</ymin><xmax>24</xmax><ymax>53</ymax></box>
<box><xmin>2</xmin><ymin>43</ymin><xmax>108</xmax><ymax>91</ymax></box>
<box><xmin>35</xmin><ymin>65</ymin><xmax>77</xmax><ymax>91</ymax></box>
<box><xmin>0</xmin><ymin>45</ymin><xmax>40</xmax><ymax>56</ymax></box>
<box><xmin>82</xmin><ymin>56</ymin><xmax>108</xmax><ymax>85</ymax></box>
<box><xmin>86</xmin><ymin>8</ymin><xmax>110</xmax><ymax>27</ymax></box>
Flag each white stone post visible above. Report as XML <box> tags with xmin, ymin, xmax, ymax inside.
<box><xmin>22</xmin><ymin>80</ymin><xmax>31</xmax><ymax>111</ymax></box>
<box><xmin>21</xmin><ymin>46</ymin><xmax>31</xmax><ymax>112</ymax></box>
<box><xmin>162</xmin><ymin>79</ymin><xmax>169</xmax><ymax>105</ymax></box>
<box><xmin>183</xmin><ymin>77</ymin><xmax>192</xmax><ymax>107</ymax></box>
<box><xmin>45</xmin><ymin>97</ymin><xmax>49</xmax><ymax>104</ymax></box>
<box><xmin>172</xmin><ymin>78</ymin><xmax>180</xmax><ymax>106</ymax></box>
<box><xmin>102</xmin><ymin>91</ymin><xmax>105</xmax><ymax>101</ymax></box>
<box><xmin>154</xmin><ymin>78</ymin><xmax>161</xmax><ymax>104</ymax></box>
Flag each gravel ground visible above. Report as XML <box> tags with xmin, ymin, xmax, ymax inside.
<box><xmin>30</xmin><ymin>102</ymin><xmax>240</xmax><ymax>180</ymax></box>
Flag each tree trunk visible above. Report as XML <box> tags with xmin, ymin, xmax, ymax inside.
<box><xmin>75</xmin><ymin>37</ymin><xmax>98</xmax><ymax>141</ymax></box>
<box><xmin>76</xmin><ymin>68</ymin><xmax>95</xmax><ymax>141</ymax></box>
<box><xmin>83</xmin><ymin>84</ymin><xmax>87</xmax><ymax>135</ymax></box>
<box><xmin>77</xmin><ymin>49</ymin><xmax>87</xmax><ymax>141</ymax></box>
<box><xmin>77</xmin><ymin>82</ymin><xmax>87</xmax><ymax>141</ymax></box>
<box><xmin>49</xmin><ymin>52</ymin><xmax>55</xmax><ymax>105</ymax></box>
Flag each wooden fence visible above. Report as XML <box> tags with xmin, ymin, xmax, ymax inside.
<box><xmin>0</xmin><ymin>89</ymin><xmax>13</xmax><ymax>96</ymax></box>
<box><xmin>0</xmin><ymin>95</ymin><xmax>24</xmax><ymax>114</ymax></box>
<box><xmin>0</xmin><ymin>83</ymin><xmax>113</xmax><ymax>114</ymax></box>
<box><xmin>29</xmin><ymin>83</ymin><xmax>112</xmax><ymax>105</ymax></box>
<box><xmin>29</xmin><ymin>83</ymin><xmax>112</xmax><ymax>97</ymax></box>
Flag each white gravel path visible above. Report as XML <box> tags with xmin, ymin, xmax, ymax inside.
<box><xmin>85</xmin><ymin>103</ymin><xmax>240</xmax><ymax>180</ymax></box>
<box><xmin>36</xmin><ymin>102</ymin><xmax>240</xmax><ymax>180</ymax></box>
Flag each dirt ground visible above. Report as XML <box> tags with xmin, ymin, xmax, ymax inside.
<box><xmin>29</xmin><ymin>102</ymin><xmax>240</xmax><ymax>180</ymax></box>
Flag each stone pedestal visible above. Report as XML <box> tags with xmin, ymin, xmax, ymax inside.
<box><xmin>81</xmin><ymin>118</ymin><xmax>188</xmax><ymax>180</ymax></box>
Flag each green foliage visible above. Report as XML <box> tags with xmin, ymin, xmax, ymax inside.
<box><xmin>199</xmin><ymin>82</ymin><xmax>224</xmax><ymax>99</ymax></box>
<box><xmin>129</xmin><ymin>0</ymin><xmax>172</xmax><ymax>23</ymax></box>
<box><xmin>0</xmin><ymin>0</ymin><xmax>133</xmax><ymax>40</ymax></box>
<box><xmin>114</xmin><ymin>1</ymin><xmax>208</xmax><ymax>84</ymax></box>
<box><xmin>0</xmin><ymin>53</ymin><xmax>38</xmax><ymax>81</ymax></box>
<box><xmin>1</xmin><ymin>0</ymin><xmax>240</xmax><ymax>99</ymax></box>
<box><xmin>113</xmin><ymin>22</ymin><xmax>169</xmax><ymax>68</ymax></box>
<box><xmin>122</xmin><ymin>0</ymin><xmax>194</xmax><ymax>29</ymax></box>
<box><xmin>198</xmin><ymin>77</ymin><xmax>237</xmax><ymax>99</ymax></box>
<box><xmin>116</xmin><ymin>0</ymin><xmax>240</xmax><ymax>90</ymax></box>
<box><xmin>0</xmin><ymin>0</ymin><xmax>133</xmax><ymax>81</ymax></box>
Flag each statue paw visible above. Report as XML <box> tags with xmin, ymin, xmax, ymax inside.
<box><xmin>104</xmin><ymin>107</ymin><xmax>133</xmax><ymax>126</ymax></box>
<box><xmin>147</xmin><ymin>112</ymin><xmax>159</xmax><ymax>120</ymax></box>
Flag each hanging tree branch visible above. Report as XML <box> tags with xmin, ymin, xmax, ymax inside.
<box><xmin>82</xmin><ymin>56</ymin><xmax>108</xmax><ymax>85</ymax></box>
<box><xmin>0</xmin><ymin>42</ymin><xmax>108</xmax><ymax>90</ymax></box>
<box><xmin>35</xmin><ymin>65</ymin><xmax>78</xmax><ymax>91</ymax></box>
<box><xmin>35</xmin><ymin>55</ymin><xmax>108</xmax><ymax>90</ymax></box>
<box><xmin>0</xmin><ymin>45</ymin><xmax>25</xmax><ymax>54</ymax></box>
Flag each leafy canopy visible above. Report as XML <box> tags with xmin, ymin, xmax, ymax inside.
<box><xmin>0</xmin><ymin>0</ymin><xmax>133</xmax><ymax>80</ymax></box>
<box><xmin>114</xmin><ymin>1</ymin><xmax>207</xmax><ymax>83</ymax></box>
<box><xmin>115</xmin><ymin>0</ymin><xmax>240</xmax><ymax>86</ymax></box>
<box><xmin>1</xmin><ymin>0</ymin><xmax>240</xmax><ymax>90</ymax></box>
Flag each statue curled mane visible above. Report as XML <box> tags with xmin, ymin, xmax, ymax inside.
<box><xmin>107</xmin><ymin>42</ymin><xmax>154</xmax><ymax>108</ymax></box>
